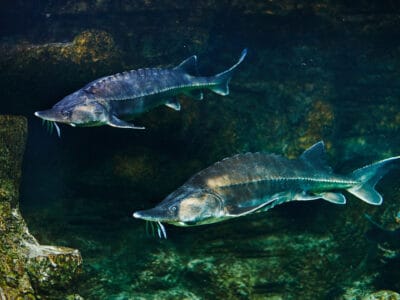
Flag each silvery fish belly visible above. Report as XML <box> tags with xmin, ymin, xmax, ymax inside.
<box><xmin>133</xmin><ymin>141</ymin><xmax>399</xmax><ymax>234</ymax></box>
<box><xmin>34</xmin><ymin>49</ymin><xmax>247</xmax><ymax>135</ymax></box>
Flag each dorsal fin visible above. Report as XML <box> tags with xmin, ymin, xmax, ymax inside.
<box><xmin>300</xmin><ymin>141</ymin><xmax>332</xmax><ymax>173</ymax></box>
<box><xmin>173</xmin><ymin>55</ymin><xmax>198</xmax><ymax>75</ymax></box>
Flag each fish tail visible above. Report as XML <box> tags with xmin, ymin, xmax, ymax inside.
<box><xmin>209</xmin><ymin>48</ymin><xmax>247</xmax><ymax>96</ymax></box>
<box><xmin>347</xmin><ymin>156</ymin><xmax>400</xmax><ymax>205</ymax></box>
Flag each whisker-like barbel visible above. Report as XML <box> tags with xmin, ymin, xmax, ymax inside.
<box><xmin>150</xmin><ymin>221</ymin><xmax>155</xmax><ymax>237</ymax></box>
<box><xmin>53</xmin><ymin>122</ymin><xmax>61</xmax><ymax>138</ymax></box>
<box><xmin>158</xmin><ymin>221</ymin><xmax>167</xmax><ymax>239</ymax></box>
<box><xmin>145</xmin><ymin>221</ymin><xmax>150</xmax><ymax>236</ymax></box>
<box><xmin>157</xmin><ymin>224</ymin><xmax>162</xmax><ymax>239</ymax></box>
<box><xmin>41</xmin><ymin>120</ymin><xmax>61</xmax><ymax>138</ymax></box>
<box><xmin>143</xmin><ymin>220</ymin><xmax>167</xmax><ymax>239</ymax></box>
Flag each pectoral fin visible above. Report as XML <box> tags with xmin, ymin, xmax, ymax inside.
<box><xmin>226</xmin><ymin>203</ymin><xmax>266</xmax><ymax>217</ymax></box>
<box><xmin>226</xmin><ymin>193</ymin><xmax>289</xmax><ymax>217</ymax></box>
<box><xmin>165</xmin><ymin>99</ymin><xmax>181</xmax><ymax>111</ymax></box>
<box><xmin>108</xmin><ymin>115</ymin><xmax>145</xmax><ymax>130</ymax></box>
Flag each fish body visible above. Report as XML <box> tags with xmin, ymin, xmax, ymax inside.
<box><xmin>133</xmin><ymin>142</ymin><xmax>399</xmax><ymax>231</ymax></box>
<box><xmin>34</xmin><ymin>49</ymin><xmax>247</xmax><ymax>133</ymax></box>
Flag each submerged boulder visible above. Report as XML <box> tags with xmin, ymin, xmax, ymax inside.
<box><xmin>0</xmin><ymin>115</ymin><xmax>82</xmax><ymax>299</ymax></box>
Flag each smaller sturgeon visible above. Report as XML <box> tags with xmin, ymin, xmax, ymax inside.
<box><xmin>34</xmin><ymin>49</ymin><xmax>247</xmax><ymax>136</ymax></box>
<box><xmin>133</xmin><ymin>142</ymin><xmax>399</xmax><ymax>238</ymax></box>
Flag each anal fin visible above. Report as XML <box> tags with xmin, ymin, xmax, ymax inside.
<box><xmin>226</xmin><ymin>193</ymin><xmax>290</xmax><ymax>217</ymax></box>
<box><xmin>295</xmin><ymin>191</ymin><xmax>346</xmax><ymax>204</ymax></box>
<box><xmin>183</xmin><ymin>90</ymin><xmax>203</xmax><ymax>100</ymax></box>
<box><xmin>294</xmin><ymin>192</ymin><xmax>321</xmax><ymax>201</ymax></box>
<box><xmin>108</xmin><ymin>115</ymin><xmax>145</xmax><ymax>130</ymax></box>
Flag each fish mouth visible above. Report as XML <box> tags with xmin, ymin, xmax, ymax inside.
<box><xmin>34</xmin><ymin>111</ymin><xmax>63</xmax><ymax>137</ymax></box>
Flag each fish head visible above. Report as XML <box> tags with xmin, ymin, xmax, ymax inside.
<box><xmin>133</xmin><ymin>188</ymin><xmax>224</xmax><ymax>227</ymax></box>
<box><xmin>34</xmin><ymin>91</ymin><xmax>109</xmax><ymax>127</ymax></box>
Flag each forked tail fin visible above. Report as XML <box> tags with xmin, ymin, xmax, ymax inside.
<box><xmin>210</xmin><ymin>48</ymin><xmax>247</xmax><ymax>96</ymax></box>
<box><xmin>347</xmin><ymin>156</ymin><xmax>400</xmax><ymax>205</ymax></box>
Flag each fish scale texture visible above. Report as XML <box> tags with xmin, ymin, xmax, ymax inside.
<box><xmin>180</xmin><ymin>151</ymin><xmax>356</xmax><ymax>216</ymax></box>
<box><xmin>84</xmin><ymin>68</ymin><xmax>192</xmax><ymax>100</ymax></box>
<box><xmin>190</xmin><ymin>152</ymin><xmax>343</xmax><ymax>188</ymax></box>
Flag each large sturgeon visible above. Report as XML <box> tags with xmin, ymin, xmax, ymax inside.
<box><xmin>34</xmin><ymin>49</ymin><xmax>247</xmax><ymax>136</ymax></box>
<box><xmin>133</xmin><ymin>141</ymin><xmax>399</xmax><ymax>238</ymax></box>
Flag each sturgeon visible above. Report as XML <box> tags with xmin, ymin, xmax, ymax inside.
<box><xmin>34</xmin><ymin>49</ymin><xmax>247</xmax><ymax>136</ymax></box>
<box><xmin>133</xmin><ymin>141</ymin><xmax>399</xmax><ymax>238</ymax></box>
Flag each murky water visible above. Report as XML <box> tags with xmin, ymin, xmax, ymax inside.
<box><xmin>1</xmin><ymin>2</ymin><xmax>400</xmax><ymax>299</ymax></box>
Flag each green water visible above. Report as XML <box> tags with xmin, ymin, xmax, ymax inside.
<box><xmin>1</xmin><ymin>1</ymin><xmax>400</xmax><ymax>299</ymax></box>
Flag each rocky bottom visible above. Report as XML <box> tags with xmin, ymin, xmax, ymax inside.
<box><xmin>23</xmin><ymin>183</ymin><xmax>400</xmax><ymax>299</ymax></box>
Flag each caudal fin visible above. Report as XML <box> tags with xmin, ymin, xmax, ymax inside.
<box><xmin>210</xmin><ymin>48</ymin><xmax>247</xmax><ymax>96</ymax></box>
<box><xmin>347</xmin><ymin>156</ymin><xmax>400</xmax><ymax>205</ymax></box>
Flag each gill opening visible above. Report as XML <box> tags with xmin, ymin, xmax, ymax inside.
<box><xmin>206</xmin><ymin>189</ymin><xmax>225</xmax><ymax>217</ymax></box>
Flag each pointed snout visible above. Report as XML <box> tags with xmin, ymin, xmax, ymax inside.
<box><xmin>34</xmin><ymin>109</ymin><xmax>58</xmax><ymax>121</ymax></box>
<box><xmin>132</xmin><ymin>209</ymin><xmax>158</xmax><ymax>221</ymax></box>
<box><xmin>133</xmin><ymin>207</ymin><xmax>173</xmax><ymax>222</ymax></box>
<box><xmin>133</xmin><ymin>211</ymin><xmax>144</xmax><ymax>219</ymax></box>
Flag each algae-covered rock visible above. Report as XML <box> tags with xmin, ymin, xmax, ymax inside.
<box><xmin>26</xmin><ymin>245</ymin><xmax>82</xmax><ymax>292</ymax></box>
<box><xmin>0</xmin><ymin>30</ymin><xmax>122</xmax><ymax>116</ymax></box>
<box><xmin>363</xmin><ymin>290</ymin><xmax>400</xmax><ymax>300</ymax></box>
<box><xmin>0</xmin><ymin>115</ymin><xmax>82</xmax><ymax>299</ymax></box>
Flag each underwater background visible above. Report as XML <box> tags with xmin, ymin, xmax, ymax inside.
<box><xmin>1</xmin><ymin>1</ymin><xmax>400</xmax><ymax>299</ymax></box>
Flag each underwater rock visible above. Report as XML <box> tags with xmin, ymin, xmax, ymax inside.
<box><xmin>342</xmin><ymin>278</ymin><xmax>400</xmax><ymax>300</ymax></box>
<box><xmin>362</xmin><ymin>290</ymin><xmax>400</xmax><ymax>300</ymax></box>
<box><xmin>21</xmin><ymin>0</ymin><xmax>399</xmax><ymax>28</ymax></box>
<box><xmin>0</xmin><ymin>30</ymin><xmax>122</xmax><ymax>116</ymax></box>
<box><xmin>133</xmin><ymin>248</ymin><xmax>183</xmax><ymax>290</ymax></box>
<box><xmin>0</xmin><ymin>115</ymin><xmax>82</xmax><ymax>298</ymax></box>
<box><xmin>186</xmin><ymin>256</ymin><xmax>252</xmax><ymax>299</ymax></box>
<box><xmin>364</xmin><ymin>207</ymin><xmax>400</xmax><ymax>288</ymax></box>
<box><xmin>26</xmin><ymin>244</ymin><xmax>82</xmax><ymax>292</ymax></box>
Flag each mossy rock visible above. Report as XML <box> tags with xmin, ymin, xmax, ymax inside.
<box><xmin>0</xmin><ymin>115</ymin><xmax>82</xmax><ymax>299</ymax></box>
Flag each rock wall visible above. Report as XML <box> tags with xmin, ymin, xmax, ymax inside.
<box><xmin>0</xmin><ymin>116</ymin><xmax>82</xmax><ymax>299</ymax></box>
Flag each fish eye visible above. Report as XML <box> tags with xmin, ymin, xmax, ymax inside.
<box><xmin>169</xmin><ymin>206</ymin><xmax>177</xmax><ymax>212</ymax></box>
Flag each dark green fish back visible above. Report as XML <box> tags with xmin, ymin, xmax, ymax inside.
<box><xmin>188</xmin><ymin>152</ymin><xmax>314</xmax><ymax>189</ymax></box>
<box><xmin>83</xmin><ymin>68</ymin><xmax>192</xmax><ymax>100</ymax></box>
